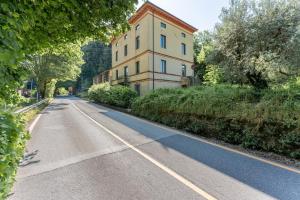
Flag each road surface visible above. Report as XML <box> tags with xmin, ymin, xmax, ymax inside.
<box><xmin>10</xmin><ymin>97</ymin><xmax>300</xmax><ymax>200</ymax></box>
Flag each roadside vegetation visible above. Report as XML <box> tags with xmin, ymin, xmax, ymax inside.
<box><xmin>0</xmin><ymin>0</ymin><xmax>137</xmax><ymax>198</ymax></box>
<box><xmin>88</xmin><ymin>83</ymin><xmax>137</xmax><ymax>108</ymax></box>
<box><xmin>0</xmin><ymin>112</ymin><xmax>29</xmax><ymax>199</ymax></box>
<box><xmin>87</xmin><ymin>0</ymin><xmax>300</xmax><ymax>160</ymax></box>
<box><xmin>0</xmin><ymin>99</ymin><xmax>50</xmax><ymax>199</ymax></box>
<box><xmin>21</xmin><ymin>100</ymin><xmax>50</xmax><ymax>123</ymax></box>
<box><xmin>132</xmin><ymin>82</ymin><xmax>300</xmax><ymax>159</ymax></box>
<box><xmin>56</xmin><ymin>87</ymin><xmax>69</xmax><ymax>96</ymax></box>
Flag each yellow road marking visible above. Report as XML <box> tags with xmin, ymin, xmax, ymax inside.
<box><xmin>72</xmin><ymin>103</ymin><xmax>217</xmax><ymax>200</ymax></box>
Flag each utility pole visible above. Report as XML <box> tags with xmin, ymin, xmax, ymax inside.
<box><xmin>152</xmin><ymin>10</ymin><xmax>155</xmax><ymax>90</ymax></box>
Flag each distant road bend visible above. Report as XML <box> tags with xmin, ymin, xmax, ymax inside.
<box><xmin>10</xmin><ymin>96</ymin><xmax>300</xmax><ymax>200</ymax></box>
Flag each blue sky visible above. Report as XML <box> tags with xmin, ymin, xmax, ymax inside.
<box><xmin>137</xmin><ymin>0</ymin><xmax>230</xmax><ymax>31</ymax></box>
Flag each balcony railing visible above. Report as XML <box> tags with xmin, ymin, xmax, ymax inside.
<box><xmin>116</xmin><ymin>75</ymin><xmax>129</xmax><ymax>85</ymax></box>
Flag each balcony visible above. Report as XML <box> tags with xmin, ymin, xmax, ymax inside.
<box><xmin>116</xmin><ymin>75</ymin><xmax>129</xmax><ymax>86</ymax></box>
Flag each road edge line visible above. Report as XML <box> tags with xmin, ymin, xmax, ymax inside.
<box><xmin>28</xmin><ymin>114</ymin><xmax>42</xmax><ymax>133</ymax></box>
<box><xmin>87</xmin><ymin>101</ymin><xmax>300</xmax><ymax>175</ymax></box>
<box><xmin>72</xmin><ymin>103</ymin><xmax>217</xmax><ymax>200</ymax></box>
<box><xmin>28</xmin><ymin>99</ymin><xmax>52</xmax><ymax>133</ymax></box>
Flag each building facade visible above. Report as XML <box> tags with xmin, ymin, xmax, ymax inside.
<box><xmin>102</xmin><ymin>2</ymin><xmax>197</xmax><ymax>95</ymax></box>
<box><xmin>93</xmin><ymin>70</ymin><xmax>111</xmax><ymax>85</ymax></box>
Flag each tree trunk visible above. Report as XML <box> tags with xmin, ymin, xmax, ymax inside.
<box><xmin>246</xmin><ymin>71</ymin><xmax>268</xmax><ymax>89</ymax></box>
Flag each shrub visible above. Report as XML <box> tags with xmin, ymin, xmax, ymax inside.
<box><xmin>45</xmin><ymin>79</ymin><xmax>57</xmax><ymax>98</ymax></box>
<box><xmin>56</xmin><ymin>87</ymin><xmax>69</xmax><ymax>96</ymax></box>
<box><xmin>132</xmin><ymin>84</ymin><xmax>300</xmax><ymax>159</ymax></box>
<box><xmin>0</xmin><ymin>112</ymin><xmax>29</xmax><ymax>199</ymax></box>
<box><xmin>88</xmin><ymin>83</ymin><xmax>137</xmax><ymax>108</ymax></box>
<box><xmin>203</xmin><ymin>64</ymin><xmax>222</xmax><ymax>85</ymax></box>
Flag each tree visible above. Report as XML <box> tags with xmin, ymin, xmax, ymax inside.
<box><xmin>0</xmin><ymin>0</ymin><xmax>137</xmax><ymax>104</ymax></box>
<box><xmin>193</xmin><ymin>31</ymin><xmax>214</xmax><ymax>82</ymax></box>
<box><xmin>214</xmin><ymin>0</ymin><xmax>300</xmax><ymax>88</ymax></box>
<box><xmin>26</xmin><ymin>43</ymin><xmax>82</xmax><ymax>98</ymax></box>
<box><xmin>79</xmin><ymin>41</ymin><xmax>112</xmax><ymax>90</ymax></box>
<box><xmin>0</xmin><ymin>1</ymin><xmax>137</xmax><ymax>197</ymax></box>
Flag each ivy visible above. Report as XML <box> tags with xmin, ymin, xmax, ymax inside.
<box><xmin>0</xmin><ymin>111</ymin><xmax>29</xmax><ymax>199</ymax></box>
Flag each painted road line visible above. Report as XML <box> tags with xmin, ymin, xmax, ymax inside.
<box><xmin>28</xmin><ymin>114</ymin><xmax>42</xmax><ymax>133</ymax></box>
<box><xmin>72</xmin><ymin>103</ymin><xmax>217</xmax><ymax>200</ymax></box>
<box><xmin>28</xmin><ymin>99</ymin><xmax>53</xmax><ymax>133</ymax></box>
<box><xmin>90</xmin><ymin>102</ymin><xmax>300</xmax><ymax>175</ymax></box>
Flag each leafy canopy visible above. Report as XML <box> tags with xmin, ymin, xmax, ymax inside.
<box><xmin>214</xmin><ymin>0</ymin><xmax>300</xmax><ymax>88</ymax></box>
<box><xmin>25</xmin><ymin>43</ymin><xmax>83</xmax><ymax>97</ymax></box>
<box><xmin>0</xmin><ymin>0</ymin><xmax>137</xmax><ymax>103</ymax></box>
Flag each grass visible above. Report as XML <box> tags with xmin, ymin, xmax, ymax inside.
<box><xmin>131</xmin><ymin>84</ymin><xmax>300</xmax><ymax>159</ymax></box>
<box><xmin>21</xmin><ymin>100</ymin><xmax>50</xmax><ymax>123</ymax></box>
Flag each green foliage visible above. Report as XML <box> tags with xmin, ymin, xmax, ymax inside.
<box><xmin>132</xmin><ymin>85</ymin><xmax>300</xmax><ymax>158</ymax></box>
<box><xmin>44</xmin><ymin>79</ymin><xmax>57</xmax><ymax>98</ymax></box>
<box><xmin>79</xmin><ymin>41</ymin><xmax>112</xmax><ymax>90</ymax></box>
<box><xmin>0</xmin><ymin>1</ymin><xmax>137</xmax><ymax>197</ymax></box>
<box><xmin>25</xmin><ymin>43</ymin><xmax>82</xmax><ymax>98</ymax></box>
<box><xmin>193</xmin><ymin>30</ymin><xmax>213</xmax><ymax>63</ymax></box>
<box><xmin>56</xmin><ymin>87</ymin><xmax>69</xmax><ymax>96</ymax></box>
<box><xmin>214</xmin><ymin>0</ymin><xmax>300</xmax><ymax>88</ymax></box>
<box><xmin>193</xmin><ymin>31</ymin><xmax>215</xmax><ymax>82</ymax></box>
<box><xmin>203</xmin><ymin>65</ymin><xmax>222</xmax><ymax>85</ymax></box>
<box><xmin>88</xmin><ymin>83</ymin><xmax>137</xmax><ymax>108</ymax></box>
<box><xmin>0</xmin><ymin>0</ymin><xmax>137</xmax><ymax>104</ymax></box>
<box><xmin>0</xmin><ymin>112</ymin><xmax>29</xmax><ymax>199</ymax></box>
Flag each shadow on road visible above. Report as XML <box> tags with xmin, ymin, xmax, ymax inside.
<box><xmin>98</xmin><ymin>105</ymin><xmax>300</xmax><ymax>200</ymax></box>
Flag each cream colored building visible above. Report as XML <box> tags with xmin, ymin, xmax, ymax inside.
<box><xmin>105</xmin><ymin>2</ymin><xmax>197</xmax><ymax>95</ymax></box>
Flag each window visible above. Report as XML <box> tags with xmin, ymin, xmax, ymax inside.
<box><xmin>160</xmin><ymin>22</ymin><xmax>166</xmax><ymax>28</ymax></box>
<box><xmin>115</xmin><ymin>51</ymin><xmax>118</xmax><ymax>61</ymax></box>
<box><xmin>135</xmin><ymin>24</ymin><xmax>140</xmax><ymax>30</ymax></box>
<box><xmin>181</xmin><ymin>43</ymin><xmax>186</xmax><ymax>55</ymax></box>
<box><xmin>182</xmin><ymin>64</ymin><xmax>186</xmax><ymax>77</ymax></box>
<box><xmin>160</xmin><ymin>60</ymin><xmax>166</xmax><ymax>73</ymax></box>
<box><xmin>124</xmin><ymin>45</ymin><xmax>128</xmax><ymax>56</ymax></box>
<box><xmin>124</xmin><ymin>34</ymin><xmax>128</xmax><ymax>40</ymax></box>
<box><xmin>181</xmin><ymin>32</ymin><xmax>186</xmax><ymax>38</ymax></box>
<box><xmin>136</xmin><ymin>36</ymin><xmax>140</xmax><ymax>49</ymax></box>
<box><xmin>160</xmin><ymin>34</ymin><xmax>166</xmax><ymax>49</ymax></box>
<box><xmin>116</xmin><ymin>70</ymin><xmax>118</xmax><ymax>80</ymax></box>
<box><xmin>136</xmin><ymin>61</ymin><xmax>140</xmax><ymax>74</ymax></box>
<box><xmin>134</xmin><ymin>84</ymin><xmax>141</xmax><ymax>96</ymax></box>
<box><xmin>124</xmin><ymin>66</ymin><xmax>128</xmax><ymax>77</ymax></box>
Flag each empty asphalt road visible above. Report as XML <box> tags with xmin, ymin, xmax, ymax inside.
<box><xmin>10</xmin><ymin>96</ymin><xmax>300</xmax><ymax>200</ymax></box>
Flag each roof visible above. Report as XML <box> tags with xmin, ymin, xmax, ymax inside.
<box><xmin>129</xmin><ymin>1</ymin><xmax>198</xmax><ymax>33</ymax></box>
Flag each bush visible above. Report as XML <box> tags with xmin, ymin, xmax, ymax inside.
<box><xmin>132</xmin><ymin>84</ymin><xmax>300</xmax><ymax>159</ymax></box>
<box><xmin>0</xmin><ymin>112</ymin><xmax>29</xmax><ymax>199</ymax></box>
<box><xmin>203</xmin><ymin>65</ymin><xmax>222</xmax><ymax>85</ymax></box>
<box><xmin>88</xmin><ymin>83</ymin><xmax>137</xmax><ymax>108</ymax></box>
<box><xmin>56</xmin><ymin>87</ymin><xmax>69</xmax><ymax>96</ymax></box>
<box><xmin>45</xmin><ymin>79</ymin><xmax>57</xmax><ymax>98</ymax></box>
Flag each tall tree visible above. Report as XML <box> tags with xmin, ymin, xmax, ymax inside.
<box><xmin>193</xmin><ymin>31</ymin><xmax>214</xmax><ymax>82</ymax></box>
<box><xmin>79</xmin><ymin>41</ymin><xmax>112</xmax><ymax>90</ymax></box>
<box><xmin>25</xmin><ymin>43</ymin><xmax>82</xmax><ymax>98</ymax></box>
<box><xmin>0</xmin><ymin>0</ymin><xmax>137</xmax><ymax>104</ymax></box>
<box><xmin>214</xmin><ymin>0</ymin><xmax>300</xmax><ymax>88</ymax></box>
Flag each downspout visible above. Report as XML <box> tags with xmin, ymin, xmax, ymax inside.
<box><xmin>152</xmin><ymin>10</ymin><xmax>155</xmax><ymax>90</ymax></box>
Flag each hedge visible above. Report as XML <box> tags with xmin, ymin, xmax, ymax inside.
<box><xmin>132</xmin><ymin>84</ymin><xmax>300</xmax><ymax>159</ymax></box>
<box><xmin>88</xmin><ymin>83</ymin><xmax>137</xmax><ymax>108</ymax></box>
<box><xmin>0</xmin><ymin>112</ymin><xmax>29</xmax><ymax>199</ymax></box>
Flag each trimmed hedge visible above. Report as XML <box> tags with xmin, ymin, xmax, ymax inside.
<box><xmin>88</xmin><ymin>83</ymin><xmax>137</xmax><ymax>108</ymax></box>
<box><xmin>0</xmin><ymin>112</ymin><xmax>29</xmax><ymax>199</ymax></box>
<box><xmin>132</xmin><ymin>84</ymin><xmax>300</xmax><ymax>159</ymax></box>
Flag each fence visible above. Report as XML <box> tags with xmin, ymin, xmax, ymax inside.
<box><xmin>14</xmin><ymin>99</ymin><xmax>48</xmax><ymax>114</ymax></box>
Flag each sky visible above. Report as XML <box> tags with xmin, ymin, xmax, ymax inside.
<box><xmin>137</xmin><ymin>0</ymin><xmax>230</xmax><ymax>31</ymax></box>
